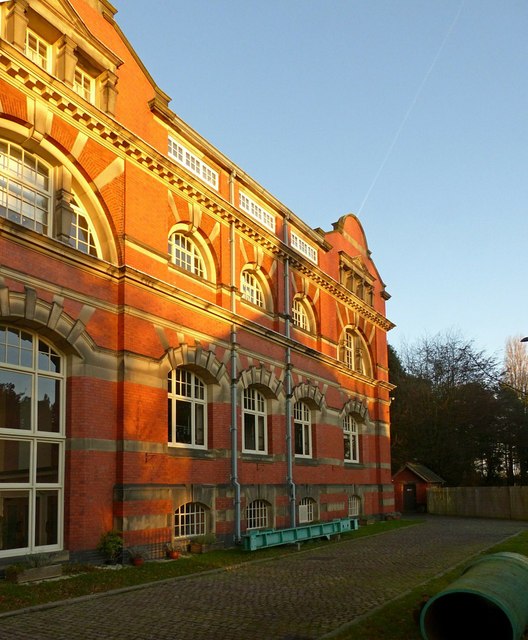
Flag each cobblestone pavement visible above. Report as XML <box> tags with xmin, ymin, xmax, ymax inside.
<box><xmin>1</xmin><ymin>516</ymin><xmax>527</xmax><ymax>640</ymax></box>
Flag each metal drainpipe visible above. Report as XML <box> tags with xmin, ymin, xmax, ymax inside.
<box><xmin>229</xmin><ymin>171</ymin><xmax>241</xmax><ymax>543</ymax></box>
<box><xmin>284</xmin><ymin>217</ymin><xmax>296</xmax><ymax>527</ymax></box>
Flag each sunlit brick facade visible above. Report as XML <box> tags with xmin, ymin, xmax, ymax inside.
<box><xmin>0</xmin><ymin>0</ymin><xmax>394</xmax><ymax>561</ymax></box>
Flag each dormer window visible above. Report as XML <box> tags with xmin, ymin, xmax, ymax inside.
<box><xmin>73</xmin><ymin>67</ymin><xmax>95</xmax><ymax>102</ymax></box>
<box><xmin>340</xmin><ymin>253</ymin><xmax>375</xmax><ymax>306</ymax></box>
<box><xmin>25</xmin><ymin>29</ymin><xmax>50</xmax><ymax>71</ymax></box>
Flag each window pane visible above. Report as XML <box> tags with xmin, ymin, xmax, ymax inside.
<box><xmin>36</xmin><ymin>442</ymin><xmax>59</xmax><ymax>483</ymax></box>
<box><xmin>176</xmin><ymin>400</ymin><xmax>192</xmax><ymax>444</ymax></box>
<box><xmin>37</xmin><ymin>377</ymin><xmax>60</xmax><ymax>433</ymax></box>
<box><xmin>257</xmin><ymin>415</ymin><xmax>265</xmax><ymax>451</ymax></box>
<box><xmin>0</xmin><ymin>439</ymin><xmax>30</xmax><ymax>483</ymax></box>
<box><xmin>294</xmin><ymin>422</ymin><xmax>303</xmax><ymax>455</ymax></box>
<box><xmin>244</xmin><ymin>414</ymin><xmax>256</xmax><ymax>451</ymax></box>
<box><xmin>344</xmin><ymin>434</ymin><xmax>351</xmax><ymax>460</ymax></box>
<box><xmin>0</xmin><ymin>370</ymin><xmax>32</xmax><ymax>430</ymax></box>
<box><xmin>35</xmin><ymin>490</ymin><xmax>58</xmax><ymax>546</ymax></box>
<box><xmin>0</xmin><ymin>490</ymin><xmax>29</xmax><ymax>550</ymax></box>
<box><xmin>195</xmin><ymin>404</ymin><xmax>204</xmax><ymax>446</ymax></box>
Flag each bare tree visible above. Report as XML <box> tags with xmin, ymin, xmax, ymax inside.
<box><xmin>504</xmin><ymin>335</ymin><xmax>528</xmax><ymax>400</ymax></box>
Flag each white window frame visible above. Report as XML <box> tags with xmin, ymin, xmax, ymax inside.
<box><xmin>0</xmin><ymin>140</ymin><xmax>51</xmax><ymax>235</ymax></box>
<box><xmin>0</xmin><ymin>140</ymin><xmax>101</xmax><ymax>257</ymax></box>
<box><xmin>0</xmin><ymin>325</ymin><xmax>65</xmax><ymax>558</ymax></box>
<box><xmin>239</xmin><ymin>192</ymin><xmax>275</xmax><ymax>232</ymax></box>
<box><xmin>342</xmin><ymin>329</ymin><xmax>368</xmax><ymax>375</ymax></box>
<box><xmin>291</xmin><ymin>231</ymin><xmax>318</xmax><ymax>264</ymax></box>
<box><xmin>344</xmin><ymin>415</ymin><xmax>359</xmax><ymax>463</ymax></box>
<box><xmin>168</xmin><ymin>232</ymin><xmax>206</xmax><ymax>278</ymax></box>
<box><xmin>69</xmin><ymin>193</ymin><xmax>99</xmax><ymax>257</ymax></box>
<box><xmin>25</xmin><ymin>29</ymin><xmax>50</xmax><ymax>72</ymax></box>
<box><xmin>73</xmin><ymin>67</ymin><xmax>95</xmax><ymax>103</ymax></box>
<box><xmin>292</xmin><ymin>298</ymin><xmax>310</xmax><ymax>332</ymax></box>
<box><xmin>241</xmin><ymin>270</ymin><xmax>265</xmax><ymax>308</ymax></box>
<box><xmin>168</xmin><ymin>137</ymin><xmax>218</xmax><ymax>190</ymax></box>
<box><xmin>174</xmin><ymin>502</ymin><xmax>207</xmax><ymax>538</ymax></box>
<box><xmin>246</xmin><ymin>499</ymin><xmax>270</xmax><ymax>530</ymax></box>
<box><xmin>294</xmin><ymin>401</ymin><xmax>312</xmax><ymax>458</ymax></box>
<box><xmin>242</xmin><ymin>388</ymin><xmax>267</xmax><ymax>454</ymax></box>
<box><xmin>168</xmin><ymin>369</ymin><xmax>207</xmax><ymax>449</ymax></box>
<box><xmin>348</xmin><ymin>495</ymin><xmax>361</xmax><ymax>517</ymax></box>
<box><xmin>299</xmin><ymin>497</ymin><xmax>316</xmax><ymax>523</ymax></box>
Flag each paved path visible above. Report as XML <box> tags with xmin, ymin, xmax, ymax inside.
<box><xmin>1</xmin><ymin>516</ymin><xmax>527</xmax><ymax>640</ymax></box>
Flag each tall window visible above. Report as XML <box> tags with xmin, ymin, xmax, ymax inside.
<box><xmin>168</xmin><ymin>232</ymin><xmax>205</xmax><ymax>278</ymax></box>
<box><xmin>299</xmin><ymin>497</ymin><xmax>316</xmax><ymax>523</ymax></box>
<box><xmin>342</xmin><ymin>329</ymin><xmax>370</xmax><ymax>375</ymax></box>
<box><xmin>174</xmin><ymin>502</ymin><xmax>207</xmax><ymax>538</ymax></box>
<box><xmin>0</xmin><ymin>140</ymin><xmax>101</xmax><ymax>257</ymax></box>
<box><xmin>243</xmin><ymin>388</ymin><xmax>266</xmax><ymax>454</ymax></box>
<box><xmin>294</xmin><ymin>401</ymin><xmax>312</xmax><ymax>458</ymax></box>
<box><xmin>348</xmin><ymin>495</ymin><xmax>361</xmax><ymax>517</ymax></box>
<box><xmin>246</xmin><ymin>499</ymin><xmax>270</xmax><ymax>530</ymax></box>
<box><xmin>0</xmin><ymin>325</ymin><xmax>64</xmax><ymax>557</ymax></box>
<box><xmin>69</xmin><ymin>194</ymin><xmax>98</xmax><ymax>256</ymax></box>
<box><xmin>73</xmin><ymin>67</ymin><xmax>94</xmax><ymax>102</ymax></box>
<box><xmin>0</xmin><ymin>141</ymin><xmax>50</xmax><ymax>234</ymax></box>
<box><xmin>168</xmin><ymin>369</ymin><xmax>206</xmax><ymax>448</ymax></box>
<box><xmin>292</xmin><ymin>298</ymin><xmax>310</xmax><ymax>332</ymax></box>
<box><xmin>343</xmin><ymin>415</ymin><xmax>359</xmax><ymax>462</ymax></box>
<box><xmin>25</xmin><ymin>30</ymin><xmax>50</xmax><ymax>71</ymax></box>
<box><xmin>241</xmin><ymin>270</ymin><xmax>264</xmax><ymax>308</ymax></box>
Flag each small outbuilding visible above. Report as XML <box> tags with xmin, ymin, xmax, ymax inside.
<box><xmin>393</xmin><ymin>462</ymin><xmax>445</xmax><ymax>513</ymax></box>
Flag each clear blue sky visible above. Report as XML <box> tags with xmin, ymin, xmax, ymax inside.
<box><xmin>116</xmin><ymin>1</ymin><xmax>528</xmax><ymax>362</ymax></box>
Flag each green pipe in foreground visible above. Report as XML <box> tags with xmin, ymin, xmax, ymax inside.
<box><xmin>420</xmin><ymin>552</ymin><xmax>528</xmax><ymax>640</ymax></box>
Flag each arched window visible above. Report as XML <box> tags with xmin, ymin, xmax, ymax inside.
<box><xmin>299</xmin><ymin>497</ymin><xmax>317</xmax><ymax>523</ymax></box>
<box><xmin>0</xmin><ymin>140</ymin><xmax>102</xmax><ymax>258</ymax></box>
<box><xmin>174</xmin><ymin>502</ymin><xmax>208</xmax><ymax>538</ymax></box>
<box><xmin>240</xmin><ymin>270</ymin><xmax>264</xmax><ymax>308</ymax></box>
<box><xmin>348</xmin><ymin>495</ymin><xmax>361</xmax><ymax>517</ymax></box>
<box><xmin>294</xmin><ymin>401</ymin><xmax>312</xmax><ymax>458</ymax></box>
<box><xmin>0</xmin><ymin>325</ymin><xmax>64</xmax><ymax>557</ymax></box>
<box><xmin>242</xmin><ymin>387</ymin><xmax>267</xmax><ymax>454</ymax></box>
<box><xmin>343</xmin><ymin>415</ymin><xmax>359</xmax><ymax>462</ymax></box>
<box><xmin>168</xmin><ymin>232</ymin><xmax>206</xmax><ymax>278</ymax></box>
<box><xmin>246</xmin><ymin>499</ymin><xmax>270</xmax><ymax>530</ymax></box>
<box><xmin>341</xmin><ymin>328</ymin><xmax>371</xmax><ymax>376</ymax></box>
<box><xmin>168</xmin><ymin>369</ymin><xmax>207</xmax><ymax>448</ymax></box>
<box><xmin>69</xmin><ymin>192</ymin><xmax>99</xmax><ymax>256</ymax></box>
<box><xmin>292</xmin><ymin>297</ymin><xmax>311</xmax><ymax>332</ymax></box>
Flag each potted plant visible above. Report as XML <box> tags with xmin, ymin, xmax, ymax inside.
<box><xmin>189</xmin><ymin>533</ymin><xmax>217</xmax><ymax>554</ymax></box>
<box><xmin>128</xmin><ymin>547</ymin><xmax>145</xmax><ymax>567</ymax></box>
<box><xmin>165</xmin><ymin>542</ymin><xmax>180</xmax><ymax>560</ymax></box>
<box><xmin>97</xmin><ymin>530</ymin><xmax>123</xmax><ymax>564</ymax></box>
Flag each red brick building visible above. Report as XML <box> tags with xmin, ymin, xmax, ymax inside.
<box><xmin>0</xmin><ymin>0</ymin><xmax>394</xmax><ymax>562</ymax></box>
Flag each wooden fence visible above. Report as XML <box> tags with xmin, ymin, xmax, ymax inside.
<box><xmin>427</xmin><ymin>486</ymin><xmax>528</xmax><ymax>521</ymax></box>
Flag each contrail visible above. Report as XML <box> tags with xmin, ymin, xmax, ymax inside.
<box><xmin>357</xmin><ymin>1</ymin><xmax>465</xmax><ymax>215</ymax></box>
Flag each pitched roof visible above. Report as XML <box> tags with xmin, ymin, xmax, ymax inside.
<box><xmin>397</xmin><ymin>462</ymin><xmax>445</xmax><ymax>484</ymax></box>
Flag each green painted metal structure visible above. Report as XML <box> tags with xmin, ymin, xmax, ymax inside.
<box><xmin>420</xmin><ymin>552</ymin><xmax>528</xmax><ymax>640</ymax></box>
<box><xmin>242</xmin><ymin>517</ymin><xmax>359</xmax><ymax>551</ymax></box>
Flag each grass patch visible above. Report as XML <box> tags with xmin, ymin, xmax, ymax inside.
<box><xmin>330</xmin><ymin>529</ymin><xmax>528</xmax><ymax>640</ymax></box>
<box><xmin>0</xmin><ymin>519</ymin><xmax>418</xmax><ymax>615</ymax></box>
